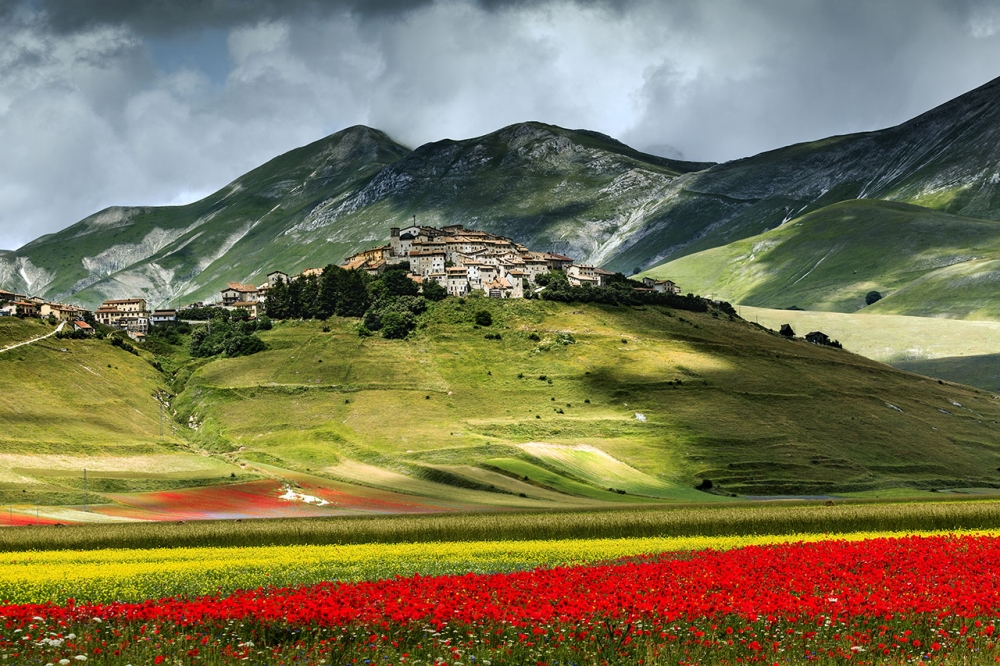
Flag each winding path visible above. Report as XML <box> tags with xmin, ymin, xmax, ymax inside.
<box><xmin>0</xmin><ymin>321</ymin><xmax>67</xmax><ymax>354</ymax></box>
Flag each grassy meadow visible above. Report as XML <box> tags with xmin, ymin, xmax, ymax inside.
<box><xmin>6</xmin><ymin>295</ymin><xmax>1000</xmax><ymax>518</ymax></box>
<box><xmin>176</xmin><ymin>296</ymin><xmax>1000</xmax><ymax>498</ymax></box>
<box><xmin>644</xmin><ymin>199</ymin><xmax>1000</xmax><ymax>318</ymax></box>
<box><xmin>0</xmin><ymin>318</ymin><xmax>247</xmax><ymax>508</ymax></box>
<box><xmin>739</xmin><ymin>306</ymin><xmax>1000</xmax><ymax>390</ymax></box>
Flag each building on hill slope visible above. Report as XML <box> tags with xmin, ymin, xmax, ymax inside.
<box><xmin>221</xmin><ymin>283</ymin><xmax>259</xmax><ymax>307</ymax></box>
<box><xmin>641</xmin><ymin>277</ymin><xmax>681</xmax><ymax>295</ymax></box>
<box><xmin>40</xmin><ymin>302</ymin><xmax>89</xmax><ymax>322</ymax></box>
<box><xmin>0</xmin><ymin>290</ymin><xmax>26</xmax><ymax>304</ymax></box>
<box><xmin>1</xmin><ymin>300</ymin><xmax>39</xmax><ymax>317</ymax></box>
<box><xmin>228</xmin><ymin>301</ymin><xmax>261</xmax><ymax>318</ymax></box>
<box><xmin>151</xmin><ymin>309</ymin><xmax>177</xmax><ymax>325</ymax></box>
<box><xmin>95</xmin><ymin>298</ymin><xmax>149</xmax><ymax>331</ymax></box>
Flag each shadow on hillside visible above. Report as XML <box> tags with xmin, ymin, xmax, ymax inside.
<box><xmin>891</xmin><ymin>353</ymin><xmax>1000</xmax><ymax>393</ymax></box>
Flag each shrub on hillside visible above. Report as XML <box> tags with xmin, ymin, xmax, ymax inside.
<box><xmin>474</xmin><ymin>310</ymin><xmax>493</xmax><ymax>327</ymax></box>
<box><xmin>538</xmin><ymin>272</ymin><xmax>710</xmax><ymax>312</ymax></box>
<box><xmin>865</xmin><ymin>290</ymin><xmax>883</xmax><ymax>306</ymax></box>
<box><xmin>55</xmin><ymin>328</ymin><xmax>91</xmax><ymax>340</ymax></box>
<box><xmin>177</xmin><ymin>306</ymin><xmax>226</xmax><ymax>321</ymax></box>
<box><xmin>189</xmin><ymin>317</ymin><xmax>267</xmax><ymax>358</ymax></box>
<box><xmin>422</xmin><ymin>281</ymin><xmax>448</xmax><ymax>302</ymax></box>
<box><xmin>146</xmin><ymin>321</ymin><xmax>191</xmax><ymax>346</ymax></box>
<box><xmin>380</xmin><ymin>311</ymin><xmax>412</xmax><ymax>339</ymax></box>
<box><xmin>109</xmin><ymin>335</ymin><xmax>138</xmax><ymax>356</ymax></box>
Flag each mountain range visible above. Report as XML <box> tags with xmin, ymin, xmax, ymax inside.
<box><xmin>4</xmin><ymin>76</ymin><xmax>1000</xmax><ymax>312</ymax></box>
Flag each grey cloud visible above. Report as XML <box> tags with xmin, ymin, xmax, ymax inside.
<box><xmin>28</xmin><ymin>0</ymin><xmax>649</xmax><ymax>36</ymax></box>
<box><xmin>32</xmin><ymin>0</ymin><xmax>430</xmax><ymax>36</ymax></box>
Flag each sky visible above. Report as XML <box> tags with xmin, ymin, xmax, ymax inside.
<box><xmin>2</xmin><ymin>0</ymin><xmax>1000</xmax><ymax>251</ymax></box>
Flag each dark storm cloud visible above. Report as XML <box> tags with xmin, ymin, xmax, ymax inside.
<box><xmin>34</xmin><ymin>0</ymin><xmax>649</xmax><ymax>36</ymax></box>
<box><xmin>36</xmin><ymin>0</ymin><xmax>427</xmax><ymax>35</ymax></box>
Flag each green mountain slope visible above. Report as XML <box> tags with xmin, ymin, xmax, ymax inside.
<box><xmin>174</xmin><ymin>299</ymin><xmax>1000</xmax><ymax>496</ymax></box>
<box><xmin>620</xmin><ymin>75</ymin><xmax>1000</xmax><ymax>273</ymax></box>
<box><xmin>0</xmin><ymin>123</ymin><xmax>710</xmax><ymax>310</ymax></box>
<box><xmin>644</xmin><ymin>199</ymin><xmax>1000</xmax><ymax>318</ymax></box>
<box><xmin>0</xmin><ymin>126</ymin><xmax>412</xmax><ymax>309</ymax></box>
<box><xmin>294</xmin><ymin>123</ymin><xmax>712</xmax><ymax>271</ymax></box>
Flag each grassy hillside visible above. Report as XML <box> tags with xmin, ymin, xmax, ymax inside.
<box><xmin>6</xmin><ymin>298</ymin><xmax>1000</xmax><ymax>516</ymax></box>
<box><xmin>644</xmin><ymin>199</ymin><xmax>1000</xmax><ymax>318</ymax></box>
<box><xmin>174</xmin><ymin>298</ymin><xmax>1000</xmax><ymax>496</ymax></box>
<box><xmin>892</xmin><ymin>354</ymin><xmax>1000</xmax><ymax>394</ymax></box>
<box><xmin>738</xmin><ymin>306</ymin><xmax>1000</xmax><ymax>391</ymax></box>
<box><xmin>0</xmin><ymin>319</ymin><xmax>244</xmax><ymax>508</ymax></box>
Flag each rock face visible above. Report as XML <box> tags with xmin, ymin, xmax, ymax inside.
<box><xmin>8</xmin><ymin>74</ymin><xmax>1000</xmax><ymax>308</ymax></box>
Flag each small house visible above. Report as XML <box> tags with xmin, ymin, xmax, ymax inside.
<box><xmin>150</xmin><ymin>310</ymin><xmax>178</xmax><ymax>326</ymax></box>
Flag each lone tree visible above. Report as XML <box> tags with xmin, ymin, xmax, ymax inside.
<box><xmin>865</xmin><ymin>290</ymin><xmax>883</xmax><ymax>306</ymax></box>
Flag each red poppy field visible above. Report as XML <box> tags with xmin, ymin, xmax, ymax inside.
<box><xmin>96</xmin><ymin>480</ymin><xmax>455</xmax><ymax>522</ymax></box>
<box><xmin>3</xmin><ymin>533</ymin><xmax>999</xmax><ymax>664</ymax></box>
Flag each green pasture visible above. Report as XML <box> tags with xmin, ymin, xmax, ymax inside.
<box><xmin>738</xmin><ymin>306</ymin><xmax>1000</xmax><ymax>391</ymax></box>
<box><xmin>0</xmin><ymin>319</ymin><xmax>243</xmax><ymax>503</ymax></box>
<box><xmin>7</xmin><ymin>296</ymin><xmax>1000</xmax><ymax>510</ymax></box>
<box><xmin>175</xmin><ymin>297</ymin><xmax>1000</xmax><ymax>498</ymax></box>
<box><xmin>644</xmin><ymin>199</ymin><xmax>1000</xmax><ymax>318</ymax></box>
<box><xmin>0</xmin><ymin>316</ymin><xmax>57</xmax><ymax>346</ymax></box>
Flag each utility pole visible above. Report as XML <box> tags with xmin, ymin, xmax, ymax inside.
<box><xmin>83</xmin><ymin>468</ymin><xmax>88</xmax><ymax>512</ymax></box>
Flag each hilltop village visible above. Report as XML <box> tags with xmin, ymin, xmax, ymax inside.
<box><xmin>0</xmin><ymin>223</ymin><xmax>682</xmax><ymax>340</ymax></box>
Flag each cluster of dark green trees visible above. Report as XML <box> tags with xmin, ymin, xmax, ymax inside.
<box><xmin>534</xmin><ymin>270</ymin><xmax>714</xmax><ymax>312</ymax></box>
<box><xmin>188</xmin><ymin>310</ymin><xmax>271</xmax><ymax>358</ymax></box>
<box><xmin>265</xmin><ymin>263</ymin><xmax>446</xmax><ymax>339</ymax></box>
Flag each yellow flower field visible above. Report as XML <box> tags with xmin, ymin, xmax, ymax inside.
<box><xmin>0</xmin><ymin>529</ymin><xmax>994</xmax><ymax>604</ymax></box>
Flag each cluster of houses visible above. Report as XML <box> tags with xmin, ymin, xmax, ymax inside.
<box><xmin>0</xmin><ymin>223</ymin><xmax>683</xmax><ymax>337</ymax></box>
<box><xmin>0</xmin><ymin>289</ymin><xmax>95</xmax><ymax>335</ymax></box>
<box><xmin>0</xmin><ymin>289</ymin><xmax>180</xmax><ymax>342</ymax></box>
<box><xmin>339</xmin><ymin>223</ymin><xmax>681</xmax><ymax>299</ymax></box>
<box><xmin>94</xmin><ymin>299</ymin><xmax>179</xmax><ymax>341</ymax></box>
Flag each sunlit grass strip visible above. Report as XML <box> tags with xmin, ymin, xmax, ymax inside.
<box><xmin>6</xmin><ymin>498</ymin><xmax>1000</xmax><ymax>553</ymax></box>
<box><xmin>2</xmin><ymin>528</ymin><xmax>998</xmax><ymax>604</ymax></box>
